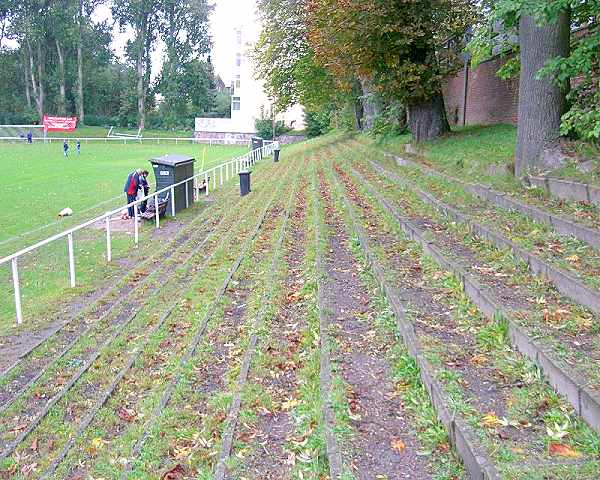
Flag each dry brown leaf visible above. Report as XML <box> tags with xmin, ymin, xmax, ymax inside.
<box><xmin>390</xmin><ymin>438</ymin><xmax>406</xmax><ymax>453</ymax></box>
<box><xmin>161</xmin><ymin>463</ymin><xmax>186</xmax><ymax>480</ymax></box>
<box><xmin>117</xmin><ymin>406</ymin><xmax>136</xmax><ymax>423</ymax></box>
<box><xmin>548</xmin><ymin>443</ymin><xmax>581</xmax><ymax>458</ymax></box>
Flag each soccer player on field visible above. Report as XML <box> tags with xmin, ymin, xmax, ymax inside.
<box><xmin>76</xmin><ymin>139</ymin><xmax>81</xmax><ymax>155</ymax></box>
<box><xmin>63</xmin><ymin>140</ymin><xmax>69</xmax><ymax>157</ymax></box>
<box><xmin>27</xmin><ymin>131</ymin><xmax>32</xmax><ymax>144</ymax></box>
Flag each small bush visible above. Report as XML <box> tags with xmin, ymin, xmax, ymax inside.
<box><xmin>305</xmin><ymin>110</ymin><xmax>332</xmax><ymax>138</ymax></box>
<box><xmin>255</xmin><ymin>118</ymin><xmax>290</xmax><ymax>140</ymax></box>
<box><xmin>370</xmin><ymin>102</ymin><xmax>408</xmax><ymax>139</ymax></box>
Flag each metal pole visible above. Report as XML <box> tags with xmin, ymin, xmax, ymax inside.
<box><xmin>134</xmin><ymin>204</ymin><xmax>139</xmax><ymax>246</ymax></box>
<box><xmin>185</xmin><ymin>180</ymin><xmax>189</xmax><ymax>208</ymax></box>
<box><xmin>212</xmin><ymin>169</ymin><xmax>216</xmax><ymax>190</ymax></box>
<box><xmin>67</xmin><ymin>233</ymin><xmax>76</xmax><ymax>287</ymax></box>
<box><xmin>205</xmin><ymin>173</ymin><xmax>209</xmax><ymax>196</ymax></box>
<box><xmin>170</xmin><ymin>186</ymin><xmax>176</xmax><ymax>217</ymax></box>
<box><xmin>105</xmin><ymin>215</ymin><xmax>112</xmax><ymax>262</ymax></box>
<box><xmin>11</xmin><ymin>258</ymin><xmax>23</xmax><ymax>325</ymax></box>
<box><xmin>155</xmin><ymin>195</ymin><xmax>160</xmax><ymax>228</ymax></box>
<box><xmin>220</xmin><ymin>165</ymin><xmax>223</xmax><ymax>186</ymax></box>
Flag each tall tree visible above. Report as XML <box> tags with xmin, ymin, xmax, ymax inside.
<box><xmin>469</xmin><ymin>0</ymin><xmax>573</xmax><ymax>175</ymax></box>
<box><xmin>306</xmin><ymin>0</ymin><xmax>475</xmax><ymax>141</ymax></box>
<box><xmin>515</xmin><ymin>9</ymin><xmax>570</xmax><ymax>176</ymax></box>
<box><xmin>76</xmin><ymin>0</ymin><xmax>85</xmax><ymax>123</ymax></box>
<box><xmin>112</xmin><ymin>0</ymin><xmax>159</xmax><ymax>129</ymax></box>
<box><xmin>254</xmin><ymin>0</ymin><xmax>339</xmax><ymax>131</ymax></box>
<box><xmin>157</xmin><ymin>0</ymin><xmax>212</xmax><ymax>126</ymax></box>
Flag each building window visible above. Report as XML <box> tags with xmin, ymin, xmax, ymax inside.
<box><xmin>232</xmin><ymin>96</ymin><xmax>241</xmax><ymax>111</ymax></box>
<box><xmin>235</xmin><ymin>75</ymin><xmax>241</xmax><ymax>89</ymax></box>
<box><xmin>235</xmin><ymin>53</ymin><xmax>241</xmax><ymax>67</ymax></box>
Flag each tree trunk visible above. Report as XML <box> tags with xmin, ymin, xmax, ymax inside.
<box><xmin>407</xmin><ymin>93</ymin><xmax>450</xmax><ymax>142</ymax></box>
<box><xmin>27</xmin><ymin>37</ymin><xmax>44</xmax><ymax>121</ymax></box>
<box><xmin>136</xmin><ymin>37</ymin><xmax>146</xmax><ymax>130</ymax></box>
<box><xmin>55</xmin><ymin>39</ymin><xmax>66</xmax><ymax>116</ymax></box>
<box><xmin>23</xmin><ymin>51</ymin><xmax>32</xmax><ymax>109</ymax></box>
<box><xmin>515</xmin><ymin>11</ymin><xmax>570</xmax><ymax>177</ymax></box>
<box><xmin>359</xmin><ymin>77</ymin><xmax>381</xmax><ymax>130</ymax></box>
<box><xmin>76</xmin><ymin>0</ymin><xmax>85</xmax><ymax>124</ymax></box>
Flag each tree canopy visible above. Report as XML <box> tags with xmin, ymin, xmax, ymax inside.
<box><xmin>0</xmin><ymin>0</ymin><xmax>221</xmax><ymax>130</ymax></box>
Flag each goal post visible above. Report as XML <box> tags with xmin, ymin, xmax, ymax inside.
<box><xmin>0</xmin><ymin>124</ymin><xmax>47</xmax><ymax>142</ymax></box>
<box><xmin>106</xmin><ymin>126</ymin><xmax>143</xmax><ymax>139</ymax></box>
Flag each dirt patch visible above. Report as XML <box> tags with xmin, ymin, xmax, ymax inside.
<box><xmin>235</xmin><ymin>187</ymin><xmax>308</xmax><ymax>479</ymax></box>
<box><xmin>319</xmin><ymin>171</ymin><xmax>434</xmax><ymax>479</ymax></box>
<box><xmin>333</xmin><ymin>162</ymin><xmax>547</xmax><ymax>456</ymax></box>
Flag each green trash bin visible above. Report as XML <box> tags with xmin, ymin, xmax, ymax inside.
<box><xmin>149</xmin><ymin>154</ymin><xmax>195</xmax><ymax>215</ymax></box>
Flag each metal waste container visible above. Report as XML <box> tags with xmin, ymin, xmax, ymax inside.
<box><xmin>251</xmin><ymin>137</ymin><xmax>263</xmax><ymax>159</ymax></box>
<box><xmin>149</xmin><ymin>154</ymin><xmax>195</xmax><ymax>215</ymax></box>
<box><xmin>239</xmin><ymin>170</ymin><xmax>251</xmax><ymax>196</ymax></box>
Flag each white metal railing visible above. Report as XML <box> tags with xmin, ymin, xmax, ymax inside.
<box><xmin>1</xmin><ymin>142</ymin><xmax>276</xmax><ymax>325</ymax></box>
<box><xmin>0</xmin><ymin>136</ymin><xmax>252</xmax><ymax>146</ymax></box>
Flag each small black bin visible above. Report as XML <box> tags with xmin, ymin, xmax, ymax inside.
<box><xmin>149</xmin><ymin>154</ymin><xmax>195</xmax><ymax>215</ymax></box>
<box><xmin>251</xmin><ymin>137</ymin><xmax>264</xmax><ymax>159</ymax></box>
<box><xmin>239</xmin><ymin>170</ymin><xmax>251</xmax><ymax>196</ymax></box>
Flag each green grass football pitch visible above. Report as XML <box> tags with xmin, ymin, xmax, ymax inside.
<box><xmin>0</xmin><ymin>141</ymin><xmax>247</xmax><ymax>252</ymax></box>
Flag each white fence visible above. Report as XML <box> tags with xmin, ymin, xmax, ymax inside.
<box><xmin>0</xmin><ymin>136</ymin><xmax>251</xmax><ymax>146</ymax></box>
<box><xmin>0</xmin><ymin>142</ymin><xmax>276</xmax><ymax>325</ymax></box>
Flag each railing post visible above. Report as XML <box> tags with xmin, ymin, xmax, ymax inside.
<box><xmin>170</xmin><ymin>186</ymin><xmax>176</xmax><ymax>217</ymax></box>
<box><xmin>134</xmin><ymin>204</ymin><xmax>139</xmax><ymax>246</ymax></box>
<box><xmin>155</xmin><ymin>194</ymin><xmax>160</xmax><ymax>229</ymax></box>
<box><xmin>212</xmin><ymin>169</ymin><xmax>216</xmax><ymax>190</ymax></box>
<box><xmin>205</xmin><ymin>173</ymin><xmax>209</xmax><ymax>196</ymax></box>
<box><xmin>185</xmin><ymin>180</ymin><xmax>189</xmax><ymax>208</ymax></box>
<box><xmin>105</xmin><ymin>215</ymin><xmax>112</xmax><ymax>262</ymax></box>
<box><xmin>67</xmin><ymin>232</ymin><xmax>76</xmax><ymax>288</ymax></box>
<box><xmin>11</xmin><ymin>258</ymin><xmax>23</xmax><ymax>325</ymax></box>
<box><xmin>220</xmin><ymin>165</ymin><xmax>223</xmax><ymax>186</ymax></box>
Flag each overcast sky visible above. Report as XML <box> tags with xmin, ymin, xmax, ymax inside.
<box><xmin>92</xmin><ymin>0</ymin><xmax>260</xmax><ymax>82</ymax></box>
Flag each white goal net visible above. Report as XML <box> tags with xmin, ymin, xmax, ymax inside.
<box><xmin>107</xmin><ymin>126</ymin><xmax>142</xmax><ymax>139</ymax></box>
<box><xmin>0</xmin><ymin>124</ymin><xmax>46</xmax><ymax>141</ymax></box>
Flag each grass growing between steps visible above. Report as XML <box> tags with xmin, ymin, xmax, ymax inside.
<box><xmin>353</xmin><ymin>143</ymin><xmax>600</xmax><ymax>291</ymax></box>
<box><xmin>325</xmin><ymin>147</ymin><xmax>600</xmax><ymax>478</ymax></box>
<box><xmin>336</xmin><ymin>150</ymin><xmax>600</xmax><ymax>389</ymax></box>
<box><xmin>323</xmin><ymin>160</ymin><xmax>464</xmax><ymax>479</ymax></box>
<box><xmin>357</xmin><ymin>126</ymin><xmax>600</xmax><ymax>228</ymax></box>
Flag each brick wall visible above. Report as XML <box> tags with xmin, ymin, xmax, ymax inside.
<box><xmin>442</xmin><ymin>55</ymin><xmax>519</xmax><ymax>126</ymax></box>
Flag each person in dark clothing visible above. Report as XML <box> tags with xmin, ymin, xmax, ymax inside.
<box><xmin>123</xmin><ymin>169</ymin><xmax>141</xmax><ymax>219</ymax></box>
<box><xmin>27</xmin><ymin>131</ymin><xmax>32</xmax><ymax>144</ymax></box>
<box><xmin>63</xmin><ymin>140</ymin><xmax>69</xmax><ymax>157</ymax></box>
<box><xmin>139</xmin><ymin>170</ymin><xmax>150</xmax><ymax>213</ymax></box>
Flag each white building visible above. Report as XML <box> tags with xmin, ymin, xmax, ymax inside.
<box><xmin>195</xmin><ymin>1</ymin><xmax>304</xmax><ymax>143</ymax></box>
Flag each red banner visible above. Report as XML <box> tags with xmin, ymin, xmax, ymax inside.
<box><xmin>43</xmin><ymin>115</ymin><xmax>78</xmax><ymax>132</ymax></box>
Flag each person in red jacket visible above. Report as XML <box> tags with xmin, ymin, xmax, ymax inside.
<box><xmin>123</xmin><ymin>169</ymin><xmax>142</xmax><ymax>219</ymax></box>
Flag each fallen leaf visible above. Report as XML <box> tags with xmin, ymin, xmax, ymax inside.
<box><xmin>117</xmin><ymin>406</ymin><xmax>136</xmax><ymax>423</ymax></box>
<box><xmin>281</xmin><ymin>398</ymin><xmax>300</xmax><ymax>411</ymax></box>
<box><xmin>481</xmin><ymin>413</ymin><xmax>502</xmax><ymax>429</ymax></box>
<box><xmin>470</xmin><ymin>354</ymin><xmax>488</xmax><ymax>365</ymax></box>
<box><xmin>390</xmin><ymin>438</ymin><xmax>405</xmax><ymax>453</ymax></box>
<box><xmin>20</xmin><ymin>463</ymin><xmax>38</xmax><ymax>477</ymax></box>
<box><xmin>88</xmin><ymin>437</ymin><xmax>105</xmax><ymax>455</ymax></box>
<box><xmin>30</xmin><ymin>438</ymin><xmax>38</xmax><ymax>452</ymax></box>
<box><xmin>548</xmin><ymin>443</ymin><xmax>581</xmax><ymax>458</ymax></box>
<box><xmin>161</xmin><ymin>463</ymin><xmax>186</xmax><ymax>480</ymax></box>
